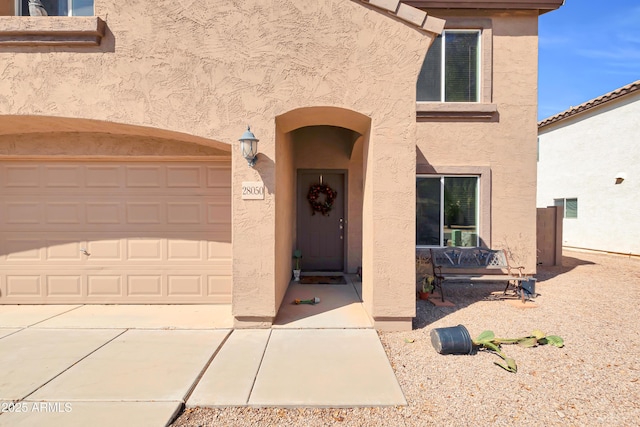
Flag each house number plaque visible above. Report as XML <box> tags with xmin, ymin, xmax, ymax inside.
<box><xmin>241</xmin><ymin>181</ymin><xmax>265</xmax><ymax>200</ymax></box>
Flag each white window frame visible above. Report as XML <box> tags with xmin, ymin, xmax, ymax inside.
<box><xmin>15</xmin><ymin>0</ymin><xmax>93</xmax><ymax>16</ymax></box>
<box><xmin>419</xmin><ymin>29</ymin><xmax>482</xmax><ymax>103</ymax></box>
<box><xmin>416</xmin><ymin>174</ymin><xmax>480</xmax><ymax>248</ymax></box>
<box><xmin>554</xmin><ymin>198</ymin><xmax>578</xmax><ymax>219</ymax></box>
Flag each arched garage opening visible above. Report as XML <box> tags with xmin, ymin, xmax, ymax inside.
<box><xmin>0</xmin><ymin>116</ymin><xmax>233</xmax><ymax>304</ymax></box>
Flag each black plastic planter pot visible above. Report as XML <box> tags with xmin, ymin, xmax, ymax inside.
<box><xmin>521</xmin><ymin>278</ymin><xmax>536</xmax><ymax>297</ymax></box>
<box><xmin>430</xmin><ymin>324</ymin><xmax>473</xmax><ymax>355</ymax></box>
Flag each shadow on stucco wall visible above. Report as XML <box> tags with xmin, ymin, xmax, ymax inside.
<box><xmin>416</xmin><ymin>147</ymin><xmax>435</xmax><ymax>172</ymax></box>
<box><xmin>251</xmin><ymin>154</ymin><xmax>275</xmax><ymax>195</ymax></box>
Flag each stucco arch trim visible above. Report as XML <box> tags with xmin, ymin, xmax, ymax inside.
<box><xmin>275</xmin><ymin>106</ymin><xmax>372</xmax><ymax>136</ymax></box>
<box><xmin>0</xmin><ymin>116</ymin><xmax>231</xmax><ymax>154</ymax></box>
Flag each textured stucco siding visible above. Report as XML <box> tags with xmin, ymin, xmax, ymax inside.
<box><xmin>1</xmin><ymin>0</ymin><xmax>434</xmax><ymax>324</ymax></box>
<box><xmin>0</xmin><ymin>4</ymin><xmax>13</xmax><ymax>16</ymax></box>
<box><xmin>537</xmin><ymin>94</ymin><xmax>640</xmax><ymax>256</ymax></box>
<box><xmin>0</xmin><ymin>132</ymin><xmax>229</xmax><ymax>158</ymax></box>
<box><xmin>416</xmin><ymin>12</ymin><xmax>540</xmax><ymax>272</ymax></box>
<box><xmin>0</xmin><ymin>0</ymin><xmax>550</xmax><ymax>326</ymax></box>
<box><xmin>2</xmin><ymin>1</ymin><xmax>428</xmax><ymax>142</ymax></box>
<box><xmin>274</xmin><ymin>130</ymin><xmax>295</xmax><ymax>315</ymax></box>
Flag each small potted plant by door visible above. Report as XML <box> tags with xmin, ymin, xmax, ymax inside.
<box><xmin>292</xmin><ymin>249</ymin><xmax>302</xmax><ymax>281</ymax></box>
<box><xmin>418</xmin><ymin>275</ymin><xmax>435</xmax><ymax>300</ymax></box>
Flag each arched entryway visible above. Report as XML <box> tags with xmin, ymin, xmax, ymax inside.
<box><xmin>275</xmin><ymin>107</ymin><xmax>369</xmax><ymax>270</ymax></box>
<box><xmin>272</xmin><ymin>107</ymin><xmax>370</xmax><ymax>323</ymax></box>
<box><xmin>293</xmin><ymin>125</ymin><xmax>359</xmax><ymax>272</ymax></box>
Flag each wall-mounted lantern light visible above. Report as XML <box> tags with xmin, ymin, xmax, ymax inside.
<box><xmin>239</xmin><ymin>126</ymin><xmax>259</xmax><ymax>167</ymax></box>
<box><xmin>615</xmin><ymin>172</ymin><xmax>626</xmax><ymax>185</ymax></box>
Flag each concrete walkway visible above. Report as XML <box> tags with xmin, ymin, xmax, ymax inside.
<box><xmin>0</xmin><ymin>281</ymin><xmax>406</xmax><ymax>426</ymax></box>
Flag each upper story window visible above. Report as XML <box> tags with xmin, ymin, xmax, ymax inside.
<box><xmin>17</xmin><ymin>0</ymin><xmax>93</xmax><ymax>16</ymax></box>
<box><xmin>417</xmin><ymin>30</ymin><xmax>481</xmax><ymax>103</ymax></box>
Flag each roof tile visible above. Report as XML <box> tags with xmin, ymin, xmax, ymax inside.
<box><xmin>539</xmin><ymin>80</ymin><xmax>640</xmax><ymax>128</ymax></box>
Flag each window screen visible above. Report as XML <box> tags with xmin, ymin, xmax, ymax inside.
<box><xmin>417</xmin><ymin>30</ymin><xmax>480</xmax><ymax>102</ymax></box>
<box><xmin>417</xmin><ymin>176</ymin><xmax>479</xmax><ymax>247</ymax></box>
<box><xmin>554</xmin><ymin>198</ymin><xmax>577</xmax><ymax>219</ymax></box>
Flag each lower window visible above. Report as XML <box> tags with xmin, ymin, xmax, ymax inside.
<box><xmin>417</xmin><ymin>176</ymin><xmax>479</xmax><ymax>247</ymax></box>
<box><xmin>17</xmin><ymin>0</ymin><xmax>93</xmax><ymax>16</ymax></box>
<box><xmin>554</xmin><ymin>198</ymin><xmax>578</xmax><ymax>219</ymax></box>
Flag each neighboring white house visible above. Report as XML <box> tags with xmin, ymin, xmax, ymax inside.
<box><xmin>537</xmin><ymin>80</ymin><xmax>640</xmax><ymax>256</ymax></box>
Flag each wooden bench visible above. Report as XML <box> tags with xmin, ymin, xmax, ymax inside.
<box><xmin>416</xmin><ymin>247</ymin><xmax>534</xmax><ymax>302</ymax></box>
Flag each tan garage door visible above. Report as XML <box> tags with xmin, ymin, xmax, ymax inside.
<box><xmin>0</xmin><ymin>161</ymin><xmax>231</xmax><ymax>304</ymax></box>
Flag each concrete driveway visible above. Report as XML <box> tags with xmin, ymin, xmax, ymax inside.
<box><xmin>0</xmin><ymin>297</ymin><xmax>405</xmax><ymax>426</ymax></box>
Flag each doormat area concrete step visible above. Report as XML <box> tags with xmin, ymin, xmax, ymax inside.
<box><xmin>299</xmin><ymin>276</ymin><xmax>346</xmax><ymax>285</ymax></box>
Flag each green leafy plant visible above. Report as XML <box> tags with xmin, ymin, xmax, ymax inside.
<box><xmin>445</xmin><ymin>201</ymin><xmax>461</xmax><ymax>226</ymax></box>
<box><xmin>293</xmin><ymin>249</ymin><xmax>302</xmax><ymax>270</ymax></box>
<box><xmin>472</xmin><ymin>330</ymin><xmax>564</xmax><ymax>373</ymax></box>
<box><xmin>421</xmin><ymin>275</ymin><xmax>435</xmax><ymax>293</ymax></box>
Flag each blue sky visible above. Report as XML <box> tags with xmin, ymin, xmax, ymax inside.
<box><xmin>538</xmin><ymin>0</ymin><xmax>640</xmax><ymax>120</ymax></box>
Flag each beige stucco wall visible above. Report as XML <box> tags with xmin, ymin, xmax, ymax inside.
<box><xmin>274</xmin><ymin>130</ymin><xmax>295</xmax><ymax>316</ymax></box>
<box><xmin>416</xmin><ymin>11</ymin><xmax>540</xmax><ymax>273</ymax></box>
<box><xmin>0</xmin><ymin>3</ymin><xmax>13</xmax><ymax>16</ymax></box>
<box><xmin>0</xmin><ymin>0</ymin><xmax>434</xmax><ymax>328</ymax></box>
<box><xmin>0</xmin><ymin>132</ymin><xmax>229</xmax><ymax>158</ymax></box>
<box><xmin>293</xmin><ymin>126</ymin><xmax>358</xmax><ymax>169</ymax></box>
<box><xmin>348</xmin><ymin>137</ymin><xmax>364</xmax><ymax>273</ymax></box>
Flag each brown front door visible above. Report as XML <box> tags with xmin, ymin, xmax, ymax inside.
<box><xmin>296</xmin><ymin>171</ymin><xmax>345</xmax><ymax>271</ymax></box>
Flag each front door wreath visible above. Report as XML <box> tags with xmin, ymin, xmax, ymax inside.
<box><xmin>307</xmin><ymin>183</ymin><xmax>337</xmax><ymax>216</ymax></box>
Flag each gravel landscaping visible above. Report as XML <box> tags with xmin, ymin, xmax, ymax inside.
<box><xmin>172</xmin><ymin>250</ymin><xmax>640</xmax><ymax>426</ymax></box>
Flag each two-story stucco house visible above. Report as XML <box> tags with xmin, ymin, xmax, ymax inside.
<box><xmin>538</xmin><ymin>80</ymin><xmax>640</xmax><ymax>257</ymax></box>
<box><xmin>0</xmin><ymin>0</ymin><xmax>563</xmax><ymax>331</ymax></box>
